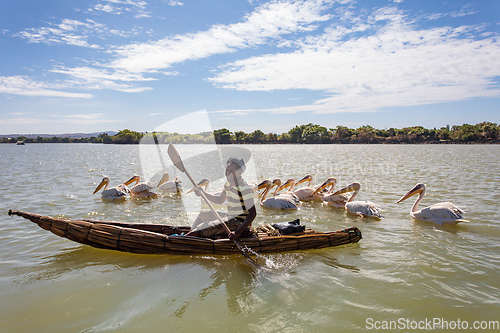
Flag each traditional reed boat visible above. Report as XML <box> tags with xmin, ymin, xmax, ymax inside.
<box><xmin>8</xmin><ymin>210</ymin><xmax>362</xmax><ymax>255</ymax></box>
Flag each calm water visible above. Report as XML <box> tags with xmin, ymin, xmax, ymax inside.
<box><xmin>0</xmin><ymin>143</ymin><xmax>499</xmax><ymax>332</ymax></box>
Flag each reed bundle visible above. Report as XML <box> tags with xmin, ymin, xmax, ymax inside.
<box><xmin>8</xmin><ymin>210</ymin><xmax>361</xmax><ymax>255</ymax></box>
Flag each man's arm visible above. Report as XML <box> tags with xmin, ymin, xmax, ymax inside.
<box><xmin>229</xmin><ymin>205</ymin><xmax>256</xmax><ymax>241</ymax></box>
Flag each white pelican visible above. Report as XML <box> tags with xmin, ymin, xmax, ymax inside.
<box><xmin>124</xmin><ymin>175</ymin><xmax>159</xmax><ymax>199</ymax></box>
<box><xmin>278</xmin><ymin>175</ymin><xmax>317</xmax><ymax>201</ymax></box>
<box><xmin>279</xmin><ymin>175</ymin><xmax>344</xmax><ymax>203</ymax></box>
<box><xmin>257</xmin><ymin>179</ymin><xmax>299</xmax><ymax>210</ymax></box>
<box><xmin>397</xmin><ymin>183</ymin><xmax>469</xmax><ymax>225</ymax></box>
<box><xmin>157</xmin><ymin>173</ymin><xmax>182</xmax><ymax>194</ymax></box>
<box><xmin>310</xmin><ymin>177</ymin><xmax>351</xmax><ymax>208</ymax></box>
<box><xmin>93</xmin><ymin>176</ymin><xmax>130</xmax><ymax>200</ymax></box>
<box><xmin>330</xmin><ymin>181</ymin><xmax>382</xmax><ymax>218</ymax></box>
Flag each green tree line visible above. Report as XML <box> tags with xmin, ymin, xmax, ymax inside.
<box><xmin>2</xmin><ymin>122</ymin><xmax>499</xmax><ymax>144</ymax></box>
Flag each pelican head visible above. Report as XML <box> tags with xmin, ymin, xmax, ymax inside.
<box><xmin>311</xmin><ymin>177</ymin><xmax>337</xmax><ymax>196</ymax></box>
<box><xmin>93</xmin><ymin>176</ymin><xmax>110</xmax><ymax>194</ymax></box>
<box><xmin>278</xmin><ymin>179</ymin><xmax>295</xmax><ymax>192</ymax></box>
<box><xmin>272</xmin><ymin>179</ymin><xmax>281</xmax><ymax>188</ymax></box>
<box><xmin>157</xmin><ymin>173</ymin><xmax>170</xmax><ymax>187</ymax></box>
<box><xmin>257</xmin><ymin>179</ymin><xmax>272</xmax><ymax>191</ymax></box>
<box><xmin>331</xmin><ymin>181</ymin><xmax>361</xmax><ymax>196</ymax></box>
<box><xmin>397</xmin><ymin>183</ymin><xmax>425</xmax><ymax>203</ymax></box>
<box><xmin>124</xmin><ymin>175</ymin><xmax>141</xmax><ymax>186</ymax></box>
<box><xmin>188</xmin><ymin>178</ymin><xmax>210</xmax><ymax>193</ymax></box>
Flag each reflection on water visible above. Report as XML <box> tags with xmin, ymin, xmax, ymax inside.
<box><xmin>1</xmin><ymin>143</ymin><xmax>500</xmax><ymax>332</ymax></box>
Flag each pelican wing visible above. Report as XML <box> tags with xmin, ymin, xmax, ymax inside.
<box><xmin>294</xmin><ymin>187</ymin><xmax>315</xmax><ymax>200</ymax></box>
<box><xmin>346</xmin><ymin>201</ymin><xmax>382</xmax><ymax>218</ymax></box>
<box><xmin>158</xmin><ymin>180</ymin><xmax>182</xmax><ymax>193</ymax></box>
<box><xmin>275</xmin><ymin>192</ymin><xmax>300</xmax><ymax>205</ymax></box>
<box><xmin>322</xmin><ymin>193</ymin><xmax>351</xmax><ymax>206</ymax></box>
<box><xmin>101</xmin><ymin>186</ymin><xmax>129</xmax><ymax>200</ymax></box>
<box><xmin>262</xmin><ymin>197</ymin><xmax>298</xmax><ymax>210</ymax></box>
<box><xmin>413</xmin><ymin>202</ymin><xmax>467</xmax><ymax>224</ymax></box>
<box><xmin>130</xmin><ymin>182</ymin><xmax>154</xmax><ymax>193</ymax></box>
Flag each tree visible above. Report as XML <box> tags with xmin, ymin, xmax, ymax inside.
<box><xmin>233</xmin><ymin>131</ymin><xmax>248</xmax><ymax>143</ymax></box>
<box><xmin>332</xmin><ymin>125</ymin><xmax>352</xmax><ymax>142</ymax></box>
<box><xmin>475</xmin><ymin>121</ymin><xmax>498</xmax><ymax>141</ymax></box>
<box><xmin>437</xmin><ymin>126</ymin><xmax>450</xmax><ymax>141</ymax></box>
<box><xmin>288</xmin><ymin>125</ymin><xmax>305</xmax><ymax>143</ymax></box>
<box><xmin>247</xmin><ymin>130</ymin><xmax>266</xmax><ymax>143</ymax></box>
<box><xmin>354</xmin><ymin>125</ymin><xmax>375</xmax><ymax>143</ymax></box>
<box><xmin>213</xmin><ymin>128</ymin><xmax>232</xmax><ymax>144</ymax></box>
<box><xmin>303</xmin><ymin>124</ymin><xmax>330</xmax><ymax>143</ymax></box>
<box><xmin>98</xmin><ymin>133</ymin><xmax>112</xmax><ymax>144</ymax></box>
<box><xmin>112</xmin><ymin>129</ymin><xmax>143</xmax><ymax>144</ymax></box>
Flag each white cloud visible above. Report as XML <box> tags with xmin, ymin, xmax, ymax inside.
<box><xmin>55</xmin><ymin>113</ymin><xmax>123</xmax><ymax>124</ymax></box>
<box><xmin>15</xmin><ymin>19</ymin><xmax>105</xmax><ymax>48</ymax></box>
<box><xmin>0</xmin><ymin>113</ymin><xmax>123</xmax><ymax>126</ymax></box>
<box><xmin>0</xmin><ymin>117</ymin><xmax>48</xmax><ymax>125</ymax></box>
<box><xmin>0</xmin><ymin>76</ymin><xmax>93</xmax><ymax>98</ymax></box>
<box><xmin>109</xmin><ymin>0</ymin><xmax>334</xmax><ymax>72</ymax></box>
<box><xmin>164</xmin><ymin>0</ymin><xmax>183</xmax><ymax>6</ymax></box>
<box><xmin>50</xmin><ymin>66</ymin><xmax>155</xmax><ymax>92</ymax></box>
<box><xmin>209</xmin><ymin>6</ymin><xmax>500</xmax><ymax>114</ymax></box>
<box><xmin>92</xmin><ymin>0</ymin><xmax>151</xmax><ymax>18</ymax></box>
<box><xmin>15</xmin><ymin>18</ymin><xmax>137</xmax><ymax>48</ymax></box>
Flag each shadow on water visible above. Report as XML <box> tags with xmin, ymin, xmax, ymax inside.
<box><xmin>171</xmin><ymin>258</ymin><xmax>259</xmax><ymax>316</ymax></box>
<box><xmin>13</xmin><ymin>244</ymin><xmax>264</xmax><ymax>313</ymax></box>
<box><xmin>14</xmin><ymin>240</ymin><xmax>362</xmax><ymax>316</ymax></box>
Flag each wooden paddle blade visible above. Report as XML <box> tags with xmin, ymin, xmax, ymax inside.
<box><xmin>167</xmin><ymin>143</ymin><xmax>186</xmax><ymax>173</ymax></box>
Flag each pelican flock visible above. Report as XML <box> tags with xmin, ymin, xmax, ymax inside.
<box><xmin>93</xmin><ymin>170</ymin><xmax>469</xmax><ymax>228</ymax></box>
<box><xmin>257</xmin><ymin>179</ymin><xmax>299</xmax><ymax>210</ymax></box>
<box><xmin>397</xmin><ymin>183</ymin><xmax>469</xmax><ymax>225</ymax></box>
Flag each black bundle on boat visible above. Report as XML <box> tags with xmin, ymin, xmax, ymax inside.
<box><xmin>272</xmin><ymin>219</ymin><xmax>305</xmax><ymax>235</ymax></box>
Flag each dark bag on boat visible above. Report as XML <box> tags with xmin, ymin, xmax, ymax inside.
<box><xmin>272</xmin><ymin>219</ymin><xmax>305</xmax><ymax>235</ymax></box>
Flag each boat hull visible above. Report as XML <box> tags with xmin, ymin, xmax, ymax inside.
<box><xmin>8</xmin><ymin>210</ymin><xmax>361</xmax><ymax>255</ymax></box>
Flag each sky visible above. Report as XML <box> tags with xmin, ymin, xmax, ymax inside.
<box><xmin>0</xmin><ymin>0</ymin><xmax>499</xmax><ymax>135</ymax></box>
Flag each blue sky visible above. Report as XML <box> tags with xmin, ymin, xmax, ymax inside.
<box><xmin>0</xmin><ymin>0</ymin><xmax>499</xmax><ymax>135</ymax></box>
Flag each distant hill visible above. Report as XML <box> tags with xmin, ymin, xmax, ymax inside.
<box><xmin>0</xmin><ymin>131</ymin><xmax>117</xmax><ymax>139</ymax></box>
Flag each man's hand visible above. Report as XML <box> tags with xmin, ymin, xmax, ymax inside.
<box><xmin>193</xmin><ymin>187</ymin><xmax>202</xmax><ymax>197</ymax></box>
<box><xmin>228</xmin><ymin>231</ymin><xmax>237</xmax><ymax>242</ymax></box>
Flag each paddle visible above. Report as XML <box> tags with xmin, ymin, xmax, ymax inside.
<box><xmin>167</xmin><ymin>143</ymin><xmax>259</xmax><ymax>267</ymax></box>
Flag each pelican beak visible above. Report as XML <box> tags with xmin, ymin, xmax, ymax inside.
<box><xmin>330</xmin><ymin>183</ymin><xmax>356</xmax><ymax>196</ymax></box>
<box><xmin>124</xmin><ymin>175</ymin><xmax>140</xmax><ymax>186</ymax></box>
<box><xmin>157</xmin><ymin>173</ymin><xmax>169</xmax><ymax>187</ymax></box>
<box><xmin>93</xmin><ymin>178</ymin><xmax>108</xmax><ymax>194</ymax></box>
<box><xmin>397</xmin><ymin>184</ymin><xmax>422</xmax><ymax>203</ymax></box>
<box><xmin>296</xmin><ymin>175</ymin><xmax>312</xmax><ymax>186</ymax></box>
<box><xmin>188</xmin><ymin>179</ymin><xmax>209</xmax><ymax>194</ymax></box>
<box><xmin>278</xmin><ymin>179</ymin><xmax>293</xmax><ymax>192</ymax></box>
<box><xmin>311</xmin><ymin>179</ymin><xmax>332</xmax><ymax>196</ymax></box>
<box><xmin>257</xmin><ymin>180</ymin><xmax>269</xmax><ymax>190</ymax></box>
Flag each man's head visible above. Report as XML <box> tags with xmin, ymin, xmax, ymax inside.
<box><xmin>225</xmin><ymin>158</ymin><xmax>245</xmax><ymax>184</ymax></box>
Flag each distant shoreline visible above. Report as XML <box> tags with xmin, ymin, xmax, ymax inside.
<box><xmin>2</xmin><ymin>122</ymin><xmax>498</xmax><ymax>145</ymax></box>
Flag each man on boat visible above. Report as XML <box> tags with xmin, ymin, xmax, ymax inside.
<box><xmin>185</xmin><ymin>158</ymin><xmax>256</xmax><ymax>241</ymax></box>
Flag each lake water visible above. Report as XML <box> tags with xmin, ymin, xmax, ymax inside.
<box><xmin>0</xmin><ymin>143</ymin><xmax>499</xmax><ymax>332</ymax></box>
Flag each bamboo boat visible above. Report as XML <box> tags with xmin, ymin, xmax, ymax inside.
<box><xmin>8</xmin><ymin>210</ymin><xmax>362</xmax><ymax>255</ymax></box>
